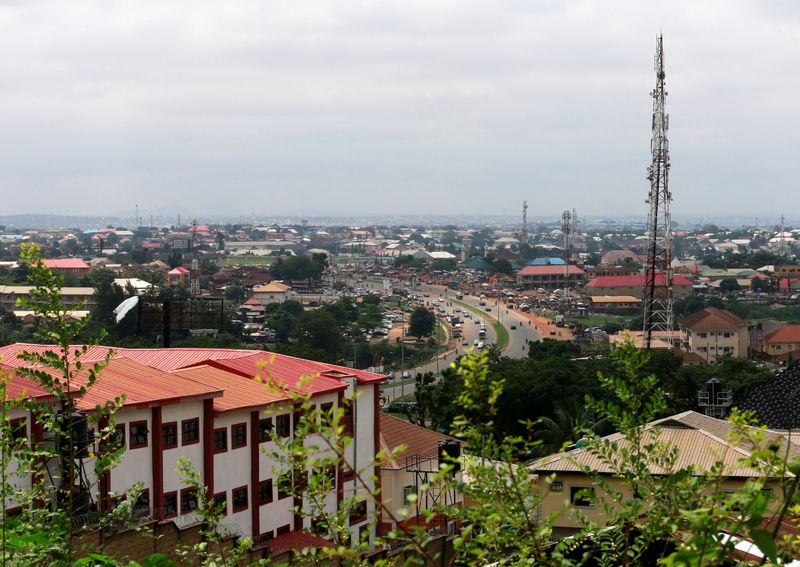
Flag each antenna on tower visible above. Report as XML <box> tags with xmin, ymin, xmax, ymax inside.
<box><xmin>190</xmin><ymin>220</ymin><xmax>200</xmax><ymax>296</ymax></box>
<box><xmin>642</xmin><ymin>34</ymin><xmax>674</xmax><ymax>350</ymax></box>
<box><xmin>571</xmin><ymin>208</ymin><xmax>578</xmax><ymax>257</ymax></box>
<box><xmin>521</xmin><ymin>201</ymin><xmax>529</xmax><ymax>255</ymax></box>
<box><xmin>562</xmin><ymin>210</ymin><xmax>572</xmax><ymax>298</ymax></box>
<box><xmin>779</xmin><ymin>214</ymin><xmax>787</xmax><ymax>256</ymax></box>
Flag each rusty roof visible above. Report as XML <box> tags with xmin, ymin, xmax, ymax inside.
<box><xmin>379</xmin><ymin>413</ymin><xmax>457</xmax><ymax>470</ymax></box>
<box><xmin>679</xmin><ymin>307</ymin><xmax>746</xmax><ymax>331</ymax></box>
<box><xmin>530</xmin><ymin>411</ymin><xmax>800</xmax><ymax>478</ymax></box>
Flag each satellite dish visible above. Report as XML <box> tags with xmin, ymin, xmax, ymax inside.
<box><xmin>113</xmin><ymin>296</ymin><xmax>139</xmax><ymax>323</ymax></box>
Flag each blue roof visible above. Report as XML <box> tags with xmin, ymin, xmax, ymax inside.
<box><xmin>528</xmin><ymin>257</ymin><xmax>565</xmax><ymax>266</ymax></box>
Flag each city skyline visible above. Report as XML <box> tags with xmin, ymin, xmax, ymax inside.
<box><xmin>1</xmin><ymin>1</ymin><xmax>797</xmax><ymax>217</ymax></box>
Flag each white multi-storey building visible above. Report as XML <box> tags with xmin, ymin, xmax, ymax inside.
<box><xmin>0</xmin><ymin>344</ymin><xmax>385</xmax><ymax>552</ymax></box>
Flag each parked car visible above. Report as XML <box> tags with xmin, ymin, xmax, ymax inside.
<box><xmin>510</xmin><ymin>324</ymin><xmax>517</xmax><ymax>330</ymax></box>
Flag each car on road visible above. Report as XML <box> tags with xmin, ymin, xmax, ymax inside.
<box><xmin>485</xmin><ymin>307</ymin><xmax>491</xmax><ymax>311</ymax></box>
<box><xmin>510</xmin><ymin>324</ymin><xmax>517</xmax><ymax>330</ymax></box>
<box><xmin>462</xmin><ymin>339</ymin><xmax>469</xmax><ymax>346</ymax></box>
<box><xmin>387</xmin><ymin>401</ymin><xmax>419</xmax><ymax>413</ymax></box>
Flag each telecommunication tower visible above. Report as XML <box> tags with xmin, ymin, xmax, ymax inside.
<box><xmin>562</xmin><ymin>210</ymin><xmax>572</xmax><ymax>297</ymax></box>
<box><xmin>570</xmin><ymin>208</ymin><xmax>578</xmax><ymax>256</ymax></box>
<box><xmin>521</xmin><ymin>201</ymin><xmax>529</xmax><ymax>250</ymax></box>
<box><xmin>642</xmin><ymin>35</ymin><xmax>674</xmax><ymax>350</ymax></box>
<box><xmin>190</xmin><ymin>220</ymin><xmax>200</xmax><ymax>296</ymax></box>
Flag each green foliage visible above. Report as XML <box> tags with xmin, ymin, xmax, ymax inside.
<box><xmin>408</xmin><ymin>306</ymin><xmax>435</xmax><ymax>338</ymax></box>
<box><xmin>269</xmin><ymin>254</ymin><xmax>325</xmax><ymax>281</ymax></box>
<box><xmin>1</xmin><ymin>244</ymin><xmax>127</xmax><ymax>566</ymax></box>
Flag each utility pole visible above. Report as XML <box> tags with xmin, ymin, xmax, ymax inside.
<box><xmin>642</xmin><ymin>34</ymin><xmax>674</xmax><ymax>350</ymax></box>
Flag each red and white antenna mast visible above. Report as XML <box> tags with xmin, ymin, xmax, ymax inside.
<box><xmin>643</xmin><ymin>35</ymin><xmax>674</xmax><ymax>349</ymax></box>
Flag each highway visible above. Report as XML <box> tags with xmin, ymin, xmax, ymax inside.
<box><xmin>358</xmin><ymin>278</ymin><xmax>542</xmax><ymax>403</ymax></box>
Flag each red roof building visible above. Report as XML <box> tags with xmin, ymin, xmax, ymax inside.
<box><xmin>586</xmin><ymin>274</ymin><xmax>694</xmax><ymax>299</ymax></box>
<box><xmin>1</xmin><ymin>343</ymin><xmax>386</xmax><ymax>548</ymax></box>
<box><xmin>515</xmin><ymin>265</ymin><xmax>586</xmax><ymax>290</ymax></box>
<box><xmin>43</xmin><ymin>258</ymin><xmax>91</xmax><ymax>276</ymax></box>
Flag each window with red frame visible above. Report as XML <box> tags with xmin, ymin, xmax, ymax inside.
<box><xmin>9</xmin><ymin>418</ymin><xmax>27</xmax><ymax>444</ymax></box>
<box><xmin>163</xmin><ymin>492</ymin><xmax>177</xmax><ymax>518</ymax></box>
<box><xmin>213</xmin><ymin>492</ymin><xmax>227</xmax><ymax>516</ymax></box>
<box><xmin>258</xmin><ymin>418</ymin><xmax>273</xmax><ymax>442</ymax></box>
<box><xmin>342</xmin><ymin>402</ymin><xmax>353</xmax><ymax>437</ymax></box>
<box><xmin>232</xmin><ymin>486</ymin><xmax>248</xmax><ymax>513</ymax></box>
<box><xmin>213</xmin><ymin>428</ymin><xmax>227</xmax><ymax>453</ymax></box>
<box><xmin>231</xmin><ymin>423</ymin><xmax>247</xmax><ymax>449</ymax></box>
<box><xmin>129</xmin><ymin>421</ymin><xmax>148</xmax><ymax>449</ymax></box>
<box><xmin>180</xmin><ymin>487</ymin><xmax>199</xmax><ymax>515</ymax></box>
<box><xmin>161</xmin><ymin>422</ymin><xmax>178</xmax><ymax>449</ymax></box>
<box><xmin>181</xmin><ymin>418</ymin><xmax>199</xmax><ymax>445</ymax></box>
<box><xmin>276</xmin><ymin>414</ymin><xmax>290</xmax><ymax>438</ymax></box>
<box><xmin>258</xmin><ymin>479</ymin><xmax>273</xmax><ymax>505</ymax></box>
<box><xmin>319</xmin><ymin>402</ymin><xmax>333</xmax><ymax>426</ymax></box>
<box><xmin>112</xmin><ymin>424</ymin><xmax>126</xmax><ymax>450</ymax></box>
<box><xmin>133</xmin><ymin>489</ymin><xmax>150</xmax><ymax>517</ymax></box>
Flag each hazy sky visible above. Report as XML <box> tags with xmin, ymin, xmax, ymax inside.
<box><xmin>1</xmin><ymin>0</ymin><xmax>798</xmax><ymax>220</ymax></box>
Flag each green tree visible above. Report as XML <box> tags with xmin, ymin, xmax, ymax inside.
<box><xmin>2</xmin><ymin>244</ymin><xmax>126</xmax><ymax>565</ymax></box>
<box><xmin>719</xmin><ymin>277</ymin><xmax>740</xmax><ymax>292</ymax></box>
<box><xmin>292</xmin><ymin>310</ymin><xmax>342</xmax><ymax>359</ymax></box>
<box><xmin>223</xmin><ymin>283</ymin><xmax>245</xmax><ymax>304</ymax></box>
<box><xmin>408</xmin><ymin>306</ymin><xmax>436</xmax><ymax>338</ymax></box>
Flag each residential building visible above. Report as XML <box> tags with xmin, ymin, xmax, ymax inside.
<box><xmin>530</xmin><ymin>411</ymin><xmax>795</xmax><ymax>538</ymax></box>
<box><xmin>761</xmin><ymin>324</ymin><xmax>800</xmax><ymax>360</ymax></box>
<box><xmin>378</xmin><ymin>414</ymin><xmax>462</xmax><ymax>535</ymax></box>
<box><xmin>515</xmin><ymin>265</ymin><xmax>586</xmax><ymax>290</ymax></box>
<box><xmin>43</xmin><ymin>258</ymin><xmax>92</xmax><ymax>277</ymax></box>
<box><xmin>589</xmin><ymin>295</ymin><xmax>641</xmax><ymax>311</ymax></box>
<box><xmin>0</xmin><ymin>285</ymin><xmax>96</xmax><ymax>311</ymax></box>
<box><xmin>166</xmin><ymin>267</ymin><xmax>191</xmax><ymax>286</ymax></box>
<box><xmin>0</xmin><ymin>344</ymin><xmax>386</xmax><ymax>549</ymax></box>
<box><xmin>252</xmin><ymin>282</ymin><xmax>292</xmax><ymax>305</ymax></box>
<box><xmin>679</xmin><ymin>307</ymin><xmax>747</xmax><ymax>363</ymax></box>
<box><xmin>585</xmin><ymin>274</ymin><xmax>694</xmax><ymax>299</ymax></box>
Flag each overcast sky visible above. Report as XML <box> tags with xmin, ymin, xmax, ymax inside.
<box><xmin>0</xmin><ymin>0</ymin><xmax>798</xmax><ymax>220</ymax></box>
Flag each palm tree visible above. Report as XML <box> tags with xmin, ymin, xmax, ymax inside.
<box><xmin>535</xmin><ymin>400</ymin><xmax>607</xmax><ymax>456</ymax></box>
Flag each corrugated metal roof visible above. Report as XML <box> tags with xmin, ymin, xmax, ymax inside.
<box><xmin>517</xmin><ymin>265</ymin><xmax>585</xmax><ymax>276</ymax></box>
<box><xmin>764</xmin><ymin>324</ymin><xmax>800</xmax><ymax>344</ymax></box>
<box><xmin>2</xmin><ymin>362</ymin><xmax>64</xmax><ymax>403</ymax></box>
<box><xmin>43</xmin><ymin>259</ymin><xmax>90</xmax><ymax>269</ymax></box>
<box><xmin>587</xmin><ymin>274</ymin><xmax>694</xmax><ymax>287</ymax></box>
<box><xmin>174</xmin><ymin>365</ymin><xmax>287</xmax><ymax>412</ymax></box>
<box><xmin>203</xmin><ymin>353</ymin><xmax>347</xmax><ymax>396</ymax></box>
<box><xmin>379</xmin><ymin>413</ymin><xmax>456</xmax><ymax>470</ymax></box>
<box><xmin>74</xmin><ymin>357</ymin><xmax>222</xmax><ymax>411</ymax></box>
<box><xmin>679</xmin><ymin>307</ymin><xmax>746</xmax><ymax>331</ymax></box>
<box><xmin>530</xmin><ymin>411</ymin><xmax>800</xmax><ymax>478</ymax></box>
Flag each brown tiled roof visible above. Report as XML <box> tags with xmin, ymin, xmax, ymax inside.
<box><xmin>679</xmin><ymin>307</ymin><xmax>745</xmax><ymax>331</ymax></box>
<box><xmin>530</xmin><ymin>410</ymin><xmax>800</xmax><ymax>478</ymax></box>
<box><xmin>764</xmin><ymin>324</ymin><xmax>800</xmax><ymax>345</ymax></box>
<box><xmin>379</xmin><ymin>413</ymin><xmax>456</xmax><ymax>470</ymax></box>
